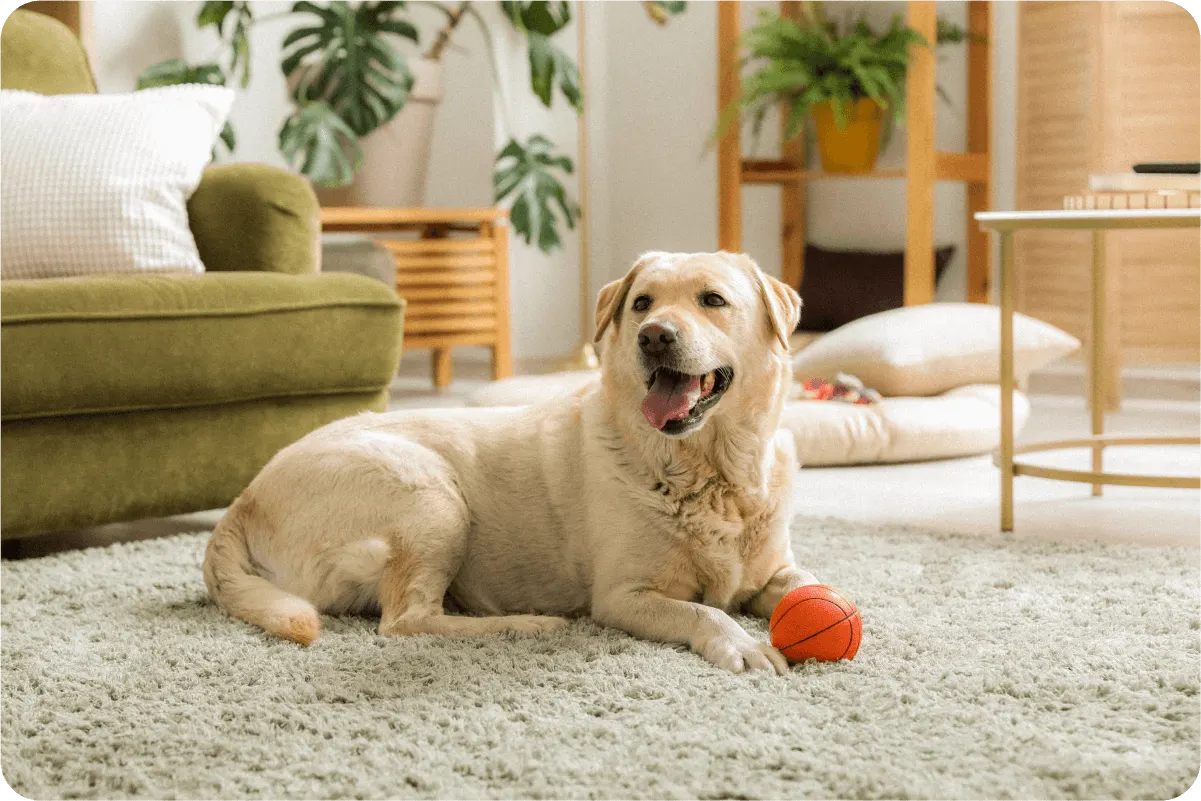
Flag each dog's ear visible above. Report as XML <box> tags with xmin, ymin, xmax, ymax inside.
<box><xmin>732</xmin><ymin>253</ymin><xmax>802</xmax><ymax>350</ymax></box>
<box><xmin>593</xmin><ymin>253</ymin><xmax>658</xmax><ymax>343</ymax></box>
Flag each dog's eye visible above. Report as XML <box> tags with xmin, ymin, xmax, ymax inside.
<box><xmin>701</xmin><ymin>292</ymin><xmax>727</xmax><ymax>308</ymax></box>
<box><xmin>632</xmin><ymin>295</ymin><xmax>652</xmax><ymax>312</ymax></box>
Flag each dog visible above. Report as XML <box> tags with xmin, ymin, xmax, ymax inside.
<box><xmin>203</xmin><ymin>250</ymin><xmax>819</xmax><ymax>674</ymax></box>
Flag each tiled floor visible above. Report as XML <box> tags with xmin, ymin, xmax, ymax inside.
<box><xmin>4</xmin><ymin>359</ymin><xmax>1197</xmax><ymax>559</ymax></box>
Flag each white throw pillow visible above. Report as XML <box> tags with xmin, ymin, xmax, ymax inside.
<box><xmin>791</xmin><ymin>303</ymin><xmax>1080</xmax><ymax>396</ymax></box>
<box><xmin>780</xmin><ymin>385</ymin><xmax>1031</xmax><ymax>466</ymax></box>
<box><xmin>1</xmin><ymin>85</ymin><xmax>235</xmax><ymax>279</ymax></box>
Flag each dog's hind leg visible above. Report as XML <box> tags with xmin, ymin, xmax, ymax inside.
<box><xmin>376</xmin><ymin>490</ymin><xmax>568</xmax><ymax>638</ymax></box>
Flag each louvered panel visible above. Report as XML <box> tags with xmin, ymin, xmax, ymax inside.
<box><xmin>1110</xmin><ymin>2</ymin><xmax>1201</xmax><ymax>361</ymax></box>
<box><xmin>1115</xmin><ymin>229</ymin><xmax>1201</xmax><ymax>358</ymax></box>
<box><xmin>404</xmin><ymin>317</ymin><xmax>496</xmax><ymax>335</ymax></box>
<box><xmin>1017</xmin><ymin>1</ymin><xmax>1200</xmax><ymax>366</ymax></box>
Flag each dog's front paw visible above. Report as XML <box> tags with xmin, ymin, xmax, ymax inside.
<box><xmin>698</xmin><ymin>634</ymin><xmax>788</xmax><ymax>675</ymax></box>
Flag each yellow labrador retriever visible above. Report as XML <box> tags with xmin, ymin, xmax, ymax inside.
<box><xmin>203</xmin><ymin>251</ymin><xmax>819</xmax><ymax>674</ymax></box>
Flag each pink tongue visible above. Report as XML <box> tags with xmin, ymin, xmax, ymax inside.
<box><xmin>641</xmin><ymin>372</ymin><xmax>702</xmax><ymax>430</ymax></box>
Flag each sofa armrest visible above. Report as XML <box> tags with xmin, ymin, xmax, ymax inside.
<box><xmin>187</xmin><ymin>164</ymin><xmax>320</xmax><ymax>275</ymax></box>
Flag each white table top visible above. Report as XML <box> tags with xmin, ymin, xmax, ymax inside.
<box><xmin>976</xmin><ymin>208</ymin><xmax>1201</xmax><ymax>231</ymax></box>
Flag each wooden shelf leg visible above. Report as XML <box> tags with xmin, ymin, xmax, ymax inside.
<box><xmin>490</xmin><ymin>222</ymin><xmax>513</xmax><ymax>381</ymax></box>
<box><xmin>717</xmin><ymin>1</ymin><xmax>742</xmax><ymax>253</ymax></box>
<box><xmin>779</xmin><ymin>1</ymin><xmax>806</xmax><ymax>292</ymax></box>
<box><xmin>965</xmin><ymin>0</ymin><xmax>993</xmax><ymax>303</ymax></box>
<box><xmin>904</xmin><ymin>1</ymin><xmax>937</xmax><ymax>306</ymax></box>
<box><xmin>433</xmin><ymin>348</ymin><xmax>453</xmax><ymax>390</ymax></box>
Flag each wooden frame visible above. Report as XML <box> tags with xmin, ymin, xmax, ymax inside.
<box><xmin>320</xmin><ymin>207</ymin><xmax>513</xmax><ymax>390</ymax></box>
<box><xmin>977</xmin><ymin>208</ymin><xmax>1201</xmax><ymax>531</ymax></box>
<box><xmin>716</xmin><ymin>1</ymin><xmax>994</xmax><ymax>303</ymax></box>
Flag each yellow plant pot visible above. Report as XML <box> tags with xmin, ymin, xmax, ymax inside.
<box><xmin>812</xmin><ymin>98</ymin><xmax>884</xmax><ymax>173</ymax></box>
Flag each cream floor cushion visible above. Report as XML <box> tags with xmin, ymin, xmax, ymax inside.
<box><xmin>781</xmin><ymin>384</ymin><xmax>1030</xmax><ymax>466</ymax></box>
<box><xmin>466</xmin><ymin>372</ymin><xmax>1030</xmax><ymax>466</ymax></box>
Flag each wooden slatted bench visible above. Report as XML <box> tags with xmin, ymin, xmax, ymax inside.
<box><xmin>320</xmin><ymin>207</ymin><xmax>512</xmax><ymax>389</ymax></box>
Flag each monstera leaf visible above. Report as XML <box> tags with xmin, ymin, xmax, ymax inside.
<box><xmin>500</xmin><ymin>1</ymin><xmax>571</xmax><ymax>35</ymax></box>
<box><xmin>526</xmin><ymin>30</ymin><xmax>581</xmax><ymax>111</ymax></box>
<box><xmin>280</xmin><ymin>1</ymin><xmax>419</xmax><ymax>138</ymax></box>
<box><xmin>494</xmin><ymin>135</ymin><xmax>580</xmax><ymax>252</ymax></box>
<box><xmin>501</xmin><ymin>1</ymin><xmax>581</xmax><ymax>112</ymax></box>
<box><xmin>278</xmin><ymin>101</ymin><xmax>362</xmax><ymax>187</ymax></box>
<box><xmin>197</xmin><ymin>1</ymin><xmax>254</xmax><ymax>87</ymax></box>
<box><xmin>135</xmin><ymin>60</ymin><xmax>236</xmax><ymax>152</ymax></box>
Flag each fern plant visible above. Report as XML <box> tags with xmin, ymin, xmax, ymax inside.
<box><xmin>138</xmin><ymin>1</ymin><xmax>687</xmax><ymax>253</ymax></box>
<box><xmin>716</xmin><ymin>5</ymin><xmax>971</xmax><ymax>149</ymax></box>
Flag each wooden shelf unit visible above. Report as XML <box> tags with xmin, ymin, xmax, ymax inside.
<box><xmin>717</xmin><ymin>0</ymin><xmax>994</xmax><ymax>305</ymax></box>
<box><xmin>320</xmin><ymin>207</ymin><xmax>513</xmax><ymax>390</ymax></box>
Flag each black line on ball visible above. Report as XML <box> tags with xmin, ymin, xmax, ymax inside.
<box><xmin>777</xmin><ymin>608</ymin><xmax>853</xmax><ymax>653</ymax></box>
<box><xmin>838</xmin><ymin>612</ymin><xmax>861</xmax><ymax>660</ymax></box>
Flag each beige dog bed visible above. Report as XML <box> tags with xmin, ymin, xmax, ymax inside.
<box><xmin>466</xmin><ymin>372</ymin><xmax>1029</xmax><ymax>467</ymax></box>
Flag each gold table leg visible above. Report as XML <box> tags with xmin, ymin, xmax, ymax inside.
<box><xmin>1000</xmin><ymin>230</ymin><xmax>1015</xmax><ymax>532</ymax></box>
<box><xmin>1090</xmin><ymin>230</ymin><xmax>1106</xmax><ymax>496</ymax></box>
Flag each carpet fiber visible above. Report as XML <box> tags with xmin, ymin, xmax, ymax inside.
<box><xmin>2</xmin><ymin>517</ymin><xmax>1197</xmax><ymax>799</ymax></box>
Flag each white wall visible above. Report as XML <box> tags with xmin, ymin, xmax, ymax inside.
<box><xmin>86</xmin><ymin>0</ymin><xmax>1018</xmax><ymax>363</ymax></box>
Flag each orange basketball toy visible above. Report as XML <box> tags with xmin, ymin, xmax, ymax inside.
<box><xmin>770</xmin><ymin>585</ymin><xmax>861</xmax><ymax>663</ymax></box>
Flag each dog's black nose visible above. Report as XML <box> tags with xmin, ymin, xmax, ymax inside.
<box><xmin>638</xmin><ymin>322</ymin><xmax>678</xmax><ymax>355</ymax></box>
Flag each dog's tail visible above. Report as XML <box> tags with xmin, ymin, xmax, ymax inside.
<box><xmin>202</xmin><ymin>498</ymin><xmax>321</xmax><ymax>646</ymax></box>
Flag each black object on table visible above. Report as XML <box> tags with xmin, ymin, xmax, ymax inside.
<box><xmin>1132</xmin><ymin>162</ymin><xmax>1200</xmax><ymax>174</ymax></box>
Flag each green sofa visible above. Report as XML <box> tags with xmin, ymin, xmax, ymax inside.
<box><xmin>0</xmin><ymin>10</ymin><xmax>405</xmax><ymax>539</ymax></box>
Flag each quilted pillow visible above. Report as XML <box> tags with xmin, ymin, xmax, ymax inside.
<box><xmin>1</xmin><ymin>85</ymin><xmax>235</xmax><ymax>279</ymax></box>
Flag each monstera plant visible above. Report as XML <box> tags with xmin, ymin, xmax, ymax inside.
<box><xmin>139</xmin><ymin>1</ymin><xmax>686</xmax><ymax>252</ymax></box>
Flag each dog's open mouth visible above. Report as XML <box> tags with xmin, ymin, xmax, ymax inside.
<box><xmin>641</xmin><ymin>366</ymin><xmax>733</xmax><ymax>434</ymax></box>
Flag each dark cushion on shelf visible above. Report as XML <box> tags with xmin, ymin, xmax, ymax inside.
<box><xmin>797</xmin><ymin>244</ymin><xmax>956</xmax><ymax>332</ymax></box>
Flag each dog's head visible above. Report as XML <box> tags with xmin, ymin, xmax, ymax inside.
<box><xmin>593</xmin><ymin>251</ymin><xmax>801</xmax><ymax>438</ymax></box>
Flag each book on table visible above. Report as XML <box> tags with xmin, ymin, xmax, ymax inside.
<box><xmin>1089</xmin><ymin>173</ymin><xmax>1201</xmax><ymax>192</ymax></box>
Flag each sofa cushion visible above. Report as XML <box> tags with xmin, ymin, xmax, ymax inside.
<box><xmin>1</xmin><ymin>271</ymin><xmax>403</xmax><ymax>421</ymax></box>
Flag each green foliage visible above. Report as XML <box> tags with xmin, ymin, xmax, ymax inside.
<box><xmin>501</xmin><ymin>1</ymin><xmax>582</xmax><ymax>112</ymax></box>
<box><xmin>136</xmin><ymin>0</ymin><xmax>685</xmax><ymax>254</ymax></box>
<box><xmin>278</xmin><ymin>101</ymin><xmax>362</xmax><ymax>187</ymax></box>
<box><xmin>136</xmin><ymin>59</ymin><xmax>226</xmax><ymax>89</ymax></box>
<box><xmin>135</xmin><ymin>60</ymin><xmax>236</xmax><ymax>152</ymax></box>
<box><xmin>500</xmin><ymin>0</ymin><xmax>571</xmax><ymax>35</ymax></box>
<box><xmin>494</xmin><ymin>135</ymin><xmax>580</xmax><ymax>252</ymax></box>
<box><xmin>713</xmin><ymin>5</ymin><xmax>975</xmax><ymax>154</ymax></box>
<box><xmin>197</xmin><ymin>1</ymin><xmax>254</xmax><ymax>87</ymax></box>
<box><xmin>721</xmin><ymin>10</ymin><xmax>926</xmax><ymax>149</ymax></box>
<box><xmin>528</xmin><ymin>32</ymin><xmax>582</xmax><ymax>110</ymax></box>
<box><xmin>281</xmin><ymin>1</ymin><xmax>418</xmax><ymax>138</ymax></box>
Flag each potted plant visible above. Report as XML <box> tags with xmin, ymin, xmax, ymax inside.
<box><xmin>715</xmin><ymin>4</ymin><xmax>970</xmax><ymax>174</ymax></box>
<box><xmin>138</xmin><ymin>1</ymin><xmax>686</xmax><ymax>253</ymax></box>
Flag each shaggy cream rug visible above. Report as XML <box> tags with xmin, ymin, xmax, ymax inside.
<box><xmin>2</xmin><ymin>517</ymin><xmax>1197</xmax><ymax>800</ymax></box>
